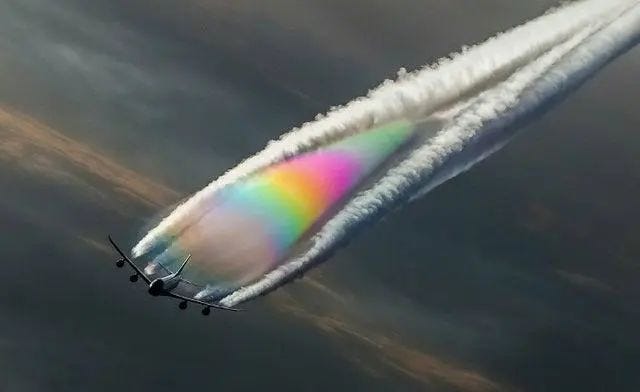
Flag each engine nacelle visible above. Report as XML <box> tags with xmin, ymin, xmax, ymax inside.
<box><xmin>148</xmin><ymin>279</ymin><xmax>164</xmax><ymax>296</ymax></box>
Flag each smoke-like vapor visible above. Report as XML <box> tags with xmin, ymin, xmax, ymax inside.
<box><xmin>132</xmin><ymin>0</ymin><xmax>625</xmax><ymax>258</ymax></box>
<box><xmin>220</xmin><ymin>2</ymin><xmax>640</xmax><ymax>306</ymax></box>
<box><xmin>131</xmin><ymin>0</ymin><xmax>640</xmax><ymax>306</ymax></box>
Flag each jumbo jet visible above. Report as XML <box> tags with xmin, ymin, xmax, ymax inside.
<box><xmin>108</xmin><ymin>236</ymin><xmax>240</xmax><ymax>315</ymax></box>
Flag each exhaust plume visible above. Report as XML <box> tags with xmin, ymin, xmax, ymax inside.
<box><xmin>131</xmin><ymin>0</ymin><xmax>640</xmax><ymax>306</ymax></box>
<box><xmin>221</xmin><ymin>2</ymin><xmax>640</xmax><ymax>306</ymax></box>
<box><xmin>133</xmin><ymin>0</ymin><xmax>624</xmax><ymax>258</ymax></box>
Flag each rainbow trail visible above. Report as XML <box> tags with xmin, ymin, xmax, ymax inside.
<box><xmin>144</xmin><ymin>121</ymin><xmax>417</xmax><ymax>287</ymax></box>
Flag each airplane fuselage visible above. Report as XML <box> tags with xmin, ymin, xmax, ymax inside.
<box><xmin>108</xmin><ymin>236</ymin><xmax>238</xmax><ymax>313</ymax></box>
<box><xmin>148</xmin><ymin>275</ymin><xmax>180</xmax><ymax>296</ymax></box>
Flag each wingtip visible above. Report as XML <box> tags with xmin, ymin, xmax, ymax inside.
<box><xmin>222</xmin><ymin>304</ymin><xmax>244</xmax><ymax>312</ymax></box>
<box><xmin>212</xmin><ymin>302</ymin><xmax>243</xmax><ymax>312</ymax></box>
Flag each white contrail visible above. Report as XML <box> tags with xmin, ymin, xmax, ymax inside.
<box><xmin>133</xmin><ymin>0</ymin><xmax>623</xmax><ymax>258</ymax></box>
<box><xmin>221</xmin><ymin>2</ymin><xmax>640</xmax><ymax>306</ymax></box>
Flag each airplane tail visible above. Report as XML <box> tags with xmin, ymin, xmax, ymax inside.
<box><xmin>175</xmin><ymin>254</ymin><xmax>192</xmax><ymax>276</ymax></box>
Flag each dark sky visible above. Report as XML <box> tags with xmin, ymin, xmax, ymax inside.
<box><xmin>1</xmin><ymin>0</ymin><xmax>639</xmax><ymax>391</ymax></box>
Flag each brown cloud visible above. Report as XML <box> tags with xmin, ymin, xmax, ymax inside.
<box><xmin>2</xmin><ymin>106</ymin><xmax>507</xmax><ymax>391</ymax></box>
<box><xmin>276</xmin><ymin>293</ymin><xmax>505</xmax><ymax>392</ymax></box>
<box><xmin>0</xmin><ymin>106</ymin><xmax>179</xmax><ymax>209</ymax></box>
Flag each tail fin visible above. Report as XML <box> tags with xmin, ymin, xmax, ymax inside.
<box><xmin>175</xmin><ymin>254</ymin><xmax>192</xmax><ymax>276</ymax></box>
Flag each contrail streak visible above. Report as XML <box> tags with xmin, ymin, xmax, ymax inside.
<box><xmin>220</xmin><ymin>2</ymin><xmax>640</xmax><ymax>306</ymax></box>
<box><xmin>133</xmin><ymin>0</ymin><xmax>624</xmax><ymax>258</ymax></box>
<box><xmin>131</xmin><ymin>0</ymin><xmax>639</xmax><ymax>306</ymax></box>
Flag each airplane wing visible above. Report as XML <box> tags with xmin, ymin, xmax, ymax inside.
<box><xmin>163</xmin><ymin>278</ymin><xmax>242</xmax><ymax>312</ymax></box>
<box><xmin>108</xmin><ymin>235</ymin><xmax>151</xmax><ymax>284</ymax></box>
<box><xmin>166</xmin><ymin>291</ymin><xmax>242</xmax><ymax>312</ymax></box>
<box><xmin>108</xmin><ymin>235</ymin><xmax>241</xmax><ymax>313</ymax></box>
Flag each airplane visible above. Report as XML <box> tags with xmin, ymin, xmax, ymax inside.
<box><xmin>108</xmin><ymin>235</ymin><xmax>241</xmax><ymax>315</ymax></box>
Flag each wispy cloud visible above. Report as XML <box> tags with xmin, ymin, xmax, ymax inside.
<box><xmin>0</xmin><ymin>106</ymin><xmax>179</xmax><ymax>208</ymax></box>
